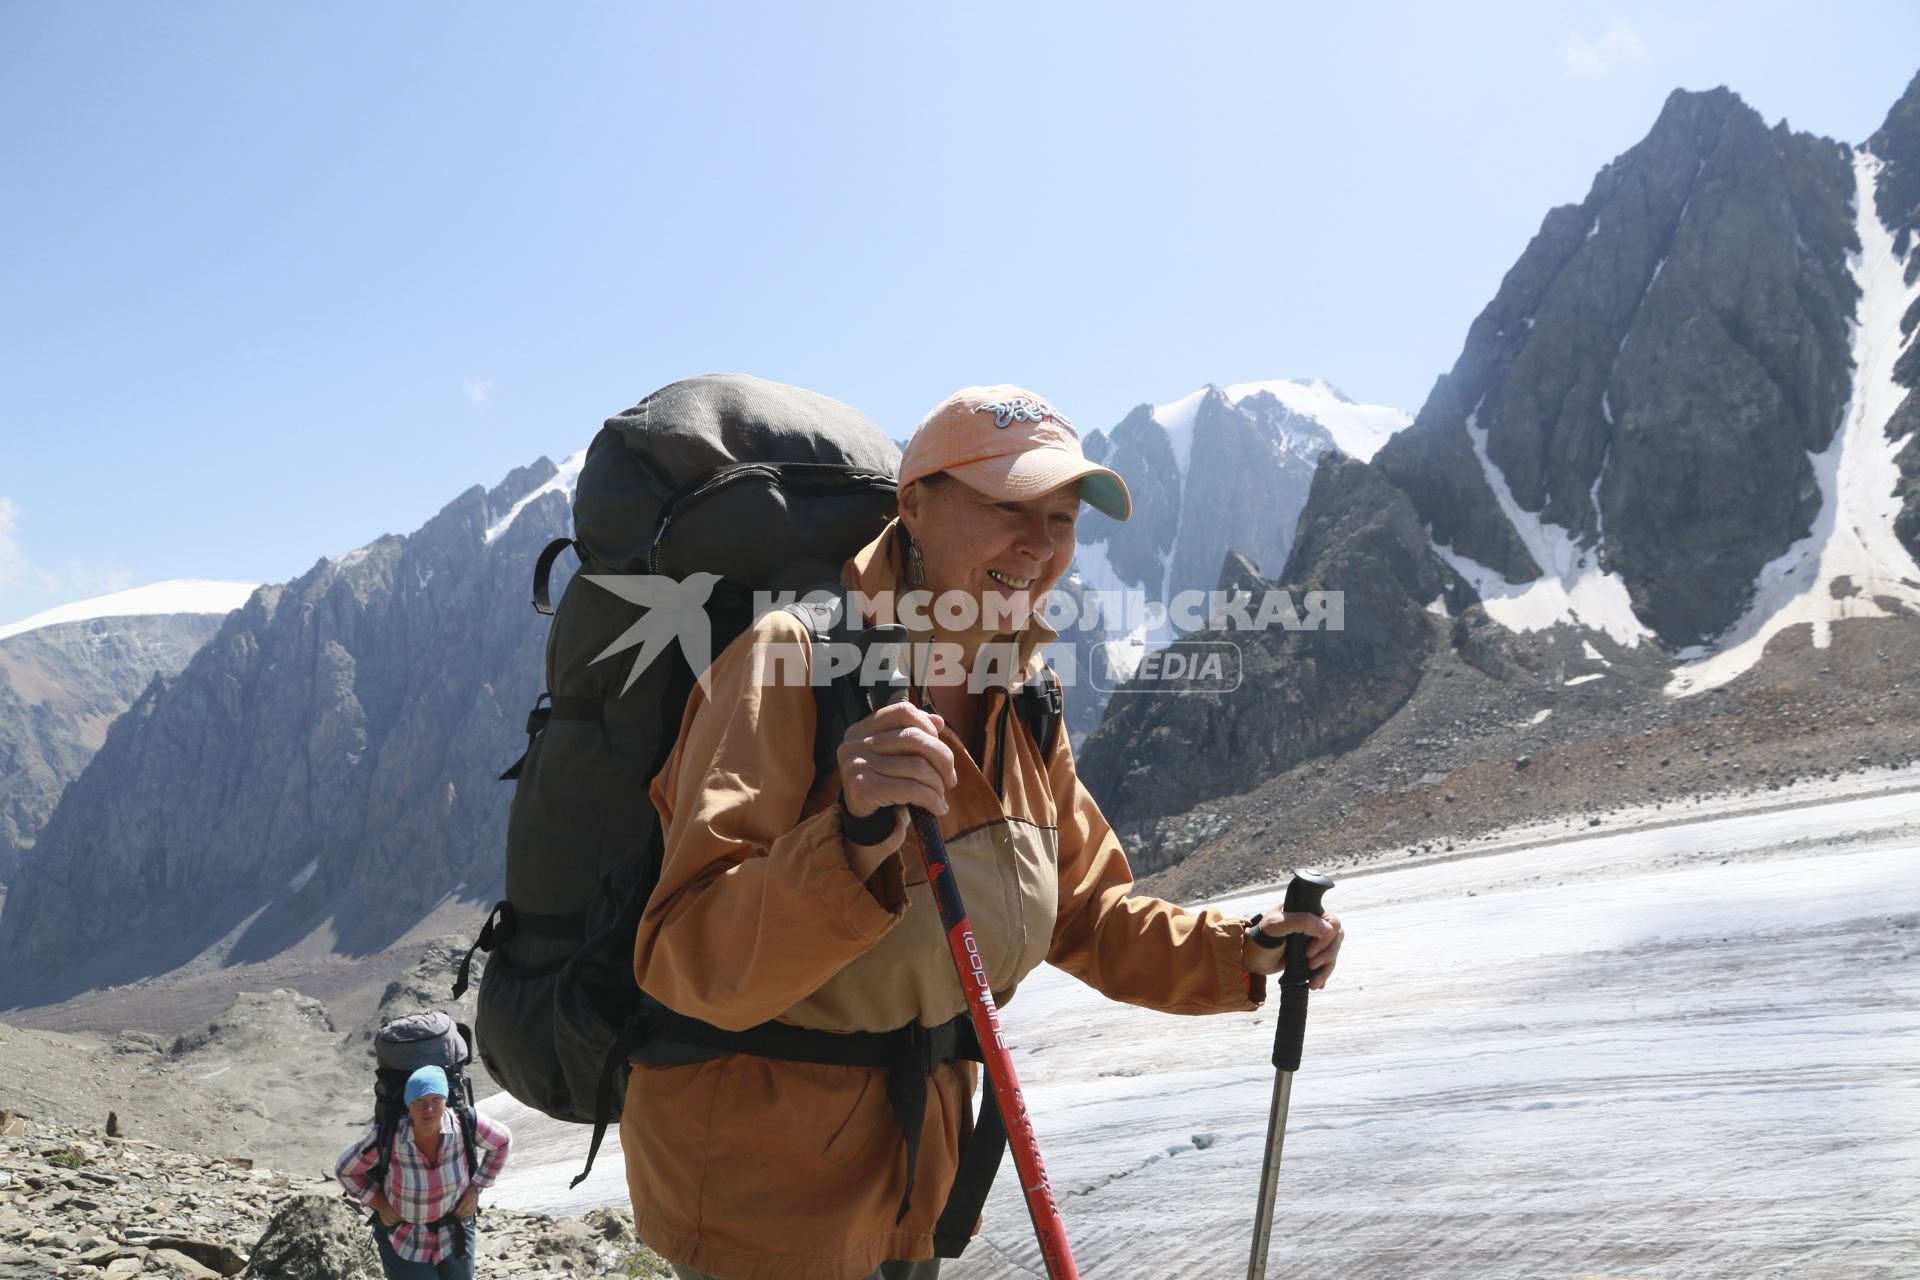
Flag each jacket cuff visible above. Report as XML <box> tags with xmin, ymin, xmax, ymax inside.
<box><xmin>792</xmin><ymin>805</ymin><xmax>904</xmax><ymax>941</ymax></box>
<box><xmin>1218</xmin><ymin>913</ymin><xmax>1264</xmax><ymax>1010</ymax></box>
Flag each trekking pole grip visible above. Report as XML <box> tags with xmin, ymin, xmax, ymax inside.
<box><xmin>859</xmin><ymin>623</ymin><xmax>915</xmax><ymax>825</ymax></box>
<box><xmin>1270</xmin><ymin>870</ymin><xmax>1334</xmax><ymax>1073</ymax></box>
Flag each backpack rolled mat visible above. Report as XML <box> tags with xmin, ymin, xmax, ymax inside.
<box><xmin>456</xmin><ymin>373</ymin><xmax>901</xmax><ymax>1135</ymax></box>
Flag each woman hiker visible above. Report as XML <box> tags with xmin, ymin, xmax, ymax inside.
<box><xmin>337</xmin><ymin>1065</ymin><xmax>513</xmax><ymax>1279</ymax></box>
<box><xmin>623</xmin><ymin>384</ymin><xmax>1345</xmax><ymax>1280</ymax></box>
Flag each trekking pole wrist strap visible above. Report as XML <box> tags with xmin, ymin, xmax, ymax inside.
<box><xmin>1246</xmin><ymin>910</ymin><xmax>1286</xmax><ymax>949</ymax></box>
<box><xmin>839</xmin><ymin>791</ymin><xmax>898</xmax><ymax>846</ymax></box>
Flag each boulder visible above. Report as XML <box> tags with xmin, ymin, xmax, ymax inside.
<box><xmin>240</xmin><ymin>1195</ymin><xmax>380</xmax><ymax>1280</ymax></box>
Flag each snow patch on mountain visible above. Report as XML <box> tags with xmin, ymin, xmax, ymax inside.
<box><xmin>485</xmin><ymin>450</ymin><xmax>588</xmax><ymax>545</ymax></box>
<box><xmin>1069</xmin><ymin>538</ymin><xmax>1152</xmax><ymax>679</ymax></box>
<box><xmin>1430</xmin><ymin>407</ymin><xmax>1653</xmax><ymax>648</ymax></box>
<box><xmin>1667</xmin><ymin>151</ymin><xmax>1920</xmax><ymax>696</ymax></box>
<box><xmin>1223</xmin><ymin>378</ymin><xmax>1411</xmax><ymax>462</ymax></box>
<box><xmin>0</xmin><ymin>579</ymin><xmax>259</xmax><ymax>643</ymax></box>
<box><xmin>1148</xmin><ymin>389</ymin><xmax>1207</xmax><ymax>480</ymax></box>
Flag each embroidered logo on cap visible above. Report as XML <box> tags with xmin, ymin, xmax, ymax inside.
<box><xmin>975</xmin><ymin>396</ymin><xmax>1076</xmax><ymax>435</ymax></box>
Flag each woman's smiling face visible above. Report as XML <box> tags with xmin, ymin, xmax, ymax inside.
<box><xmin>899</xmin><ymin>473</ymin><xmax>1081</xmax><ymax>636</ymax></box>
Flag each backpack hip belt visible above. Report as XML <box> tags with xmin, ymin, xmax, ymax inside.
<box><xmin>635</xmin><ymin>1006</ymin><xmax>1007</xmax><ymax>1257</ymax></box>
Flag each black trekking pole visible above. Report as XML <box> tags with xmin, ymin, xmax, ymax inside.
<box><xmin>860</xmin><ymin>625</ymin><xmax>1080</xmax><ymax>1280</ymax></box>
<box><xmin>1246</xmin><ymin>869</ymin><xmax>1335</xmax><ymax>1280</ymax></box>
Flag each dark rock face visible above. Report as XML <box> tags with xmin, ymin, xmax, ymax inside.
<box><xmin>1867</xmin><ymin>70</ymin><xmax>1920</xmax><ymax>247</ymax></box>
<box><xmin>1169</xmin><ymin>389</ymin><xmax>1335</xmax><ymax>594</ymax></box>
<box><xmin>1868</xmin><ymin>70</ymin><xmax>1920</xmax><ymax>563</ymax></box>
<box><xmin>1375</xmin><ymin>88</ymin><xmax>1860</xmax><ymax>647</ymax></box>
<box><xmin>241</xmin><ymin>1195</ymin><xmax>381</xmax><ymax>1280</ymax></box>
<box><xmin>0</xmin><ymin>613</ymin><xmax>230</xmax><ymax>884</ymax></box>
<box><xmin>1079</xmin><ymin>404</ymin><xmax>1183</xmax><ymax>593</ymax></box>
<box><xmin>0</xmin><ymin>461</ymin><xmax>571</xmax><ymax>1003</ymax></box>
<box><xmin>1076</xmin><ymin>455</ymin><xmax>1449</xmax><ymax>833</ymax></box>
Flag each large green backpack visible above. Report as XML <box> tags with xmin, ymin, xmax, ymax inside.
<box><xmin>456</xmin><ymin>374</ymin><xmax>1062</xmax><ymax>1244</ymax></box>
<box><xmin>457</xmin><ymin>372</ymin><xmax>896</xmax><ymax>1110</ymax></box>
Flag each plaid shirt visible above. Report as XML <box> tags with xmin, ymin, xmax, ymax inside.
<box><xmin>336</xmin><ymin>1108</ymin><xmax>512</xmax><ymax>1265</ymax></box>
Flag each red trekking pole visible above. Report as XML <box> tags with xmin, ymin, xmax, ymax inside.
<box><xmin>865</xmin><ymin>626</ymin><xmax>1079</xmax><ymax>1280</ymax></box>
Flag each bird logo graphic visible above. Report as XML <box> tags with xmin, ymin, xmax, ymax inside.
<box><xmin>584</xmin><ymin>571</ymin><xmax>723</xmax><ymax>694</ymax></box>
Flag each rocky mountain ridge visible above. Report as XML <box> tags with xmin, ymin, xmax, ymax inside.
<box><xmin>1373</xmin><ymin>85</ymin><xmax>1861</xmax><ymax>649</ymax></box>
<box><xmin>1063</xmin><ymin>381</ymin><xmax>1409</xmax><ymax>738</ymax></box>
<box><xmin>1080</xmin><ymin>72</ymin><xmax>1920</xmax><ymax>890</ymax></box>
<box><xmin>0</xmin><ymin>461</ymin><xmax>575</xmax><ymax>1005</ymax></box>
<box><xmin>0</xmin><ymin>595</ymin><xmax>252</xmax><ymax>885</ymax></box>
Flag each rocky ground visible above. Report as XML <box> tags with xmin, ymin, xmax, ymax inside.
<box><xmin>0</xmin><ymin>938</ymin><xmax>672</xmax><ymax>1277</ymax></box>
<box><xmin>1135</xmin><ymin>614</ymin><xmax>1920</xmax><ymax>900</ymax></box>
<box><xmin>0</xmin><ymin>941</ymin><xmax>493</xmax><ymax>1181</ymax></box>
<box><xmin>0</xmin><ymin>1112</ymin><xmax>668</xmax><ymax>1278</ymax></box>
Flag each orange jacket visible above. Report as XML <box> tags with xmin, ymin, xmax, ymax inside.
<box><xmin>623</xmin><ymin>521</ymin><xmax>1263</xmax><ymax>1280</ymax></box>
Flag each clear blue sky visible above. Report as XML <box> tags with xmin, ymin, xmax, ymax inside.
<box><xmin>3</xmin><ymin>2</ymin><xmax>1916</xmax><ymax>626</ymax></box>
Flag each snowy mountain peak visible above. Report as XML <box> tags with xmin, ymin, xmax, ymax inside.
<box><xmin>1148</xmin><ymin>379</ymin><xmax>1410</xmax><ymax>466</ymax></box>
<box><xmin>485</xmin><ymin>449</ymin><xmax>589</xmax><ymax>545</ymax></box>
<box><xmin>1221</xmin><ymin>379</ymin><xmax>1409</xmax><ymax>462</ymax></box>
<box><xmin>0</xmin><ymin>579</ymin><xmax>259</xmax><ymax>644</ymax></box>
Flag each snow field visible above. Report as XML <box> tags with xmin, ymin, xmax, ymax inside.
<box><xmin>487</xmin><ymin>781</ymin><xmax>1920</xmax><ymax>1279</ymax></box>
<box><xmin>956</xmin><ymin>789</ymin><xmax>1920</xmax><ymax>1279</ymax></box>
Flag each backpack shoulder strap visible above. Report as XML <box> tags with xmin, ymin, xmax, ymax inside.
<box><xmin>1013</xmin><ymin>664</ymin><xmax>1063</xmax><ymax>763</ymax></box>
<box><xmin>456</xmin><ymin>1104</ymin><xmax>479</xmax><ymax>1183</ymax></box>
<box><xmin>784</xmin><ymin>590</ymin><xmax>873</xmax><ymax>795</ymax></box>
<box><xmin>369</xmin><ymin>1111</ymin><xmax>400</xmax><ymax>1189</ymax></box>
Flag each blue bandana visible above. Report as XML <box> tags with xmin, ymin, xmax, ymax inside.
<box><xmin>403</xmin><ymin>1065</ymin><xmax>449</xmax><ymax>1104</ymax></box>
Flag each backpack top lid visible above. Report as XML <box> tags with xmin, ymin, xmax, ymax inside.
<box><xmin>574</xmin><ymin>373</ymin><xmax>902</xmax><ymax>575</ymax></box>
<box><xmin>375</xmin><ymin>1011</ymin><xmax>470</xmax><ymax>1077</ymax></box>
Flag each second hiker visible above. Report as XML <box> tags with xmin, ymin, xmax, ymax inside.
<box><xmin>338</xmin><ymin>1064</ymin><xmax>513</xmax><ymax>1280</ymax></box>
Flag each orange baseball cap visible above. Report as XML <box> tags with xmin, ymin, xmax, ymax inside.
<box><xmin>897</xmin><ymin>384</ymin><xmax>1132</xmax><ymax>521</ymax></box>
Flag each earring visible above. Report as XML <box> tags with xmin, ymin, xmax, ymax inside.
<box><xmin>907</xmin><ymin>537</ymin><xmax>926</xmax><ymax>586</ymax></box>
